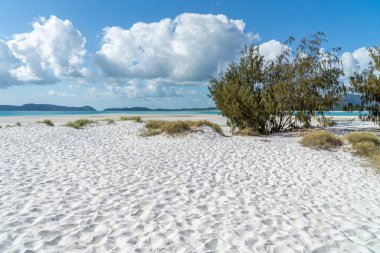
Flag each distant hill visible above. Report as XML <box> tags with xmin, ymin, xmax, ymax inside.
<box><xmin>103</xmin><ymin>107</ymin><xmax>218</xmax><ymax>111</ymax></box>
<box><xmin>333</xmin><ymin>93</ymin><xmax>362</xmax><ymax>110</ymax></box>
<box><xmin>0</xmin><ymin>103</ymin><xmax>97</xmax><ymax>111</ymax></box>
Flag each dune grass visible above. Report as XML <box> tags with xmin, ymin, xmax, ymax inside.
<box><xmin>141</xmin><ymin>120</ymin><xmax>223</xmax><ymax>137</ymax></box>
<box><xmin>120</xmin><ymin>116</ymin><xmax>142</xmax><ymax>122</ymax></box>
<box><xmin>317</xmin><ymin>117</ymin><xmax>336</xmax><ymax>127</ymax></box>
<box><xmin>5</xmin><ymin>122</ymin><xmax>21</xmax><ymax>128</ymax></box>
<box><xmin>65</xmin><ymin>119</ymin><xmax>96</xmax><ymax>129</ymax></box>
<box><xmin>38</xmin><ymin>119</ymin><xmax>54</xmax><ymax>126</ymax></box>
<box><xmin>103</xmin><ymin>118</ymin><xmax>115</xmax><ymax>124</ymax></box>
<box><xmin>345</xmin><ymin>132</ymin><xmax>380</xmax><ymax>146</ymax></box>
<box><xmin>300</xmin><ymin>130</ymin><xmax>343</xmax><ymax>150</ymax></box>
<box><xmin>345</xmin><ymin>132</ymin><xmax>380</xmax><ymax>169</ymax></box>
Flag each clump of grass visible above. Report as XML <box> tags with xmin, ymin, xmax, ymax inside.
<box><xmin>345</xmin><ymin>132</ymin><xmax>380</xmax><ymax>170</ymax></box>
<box><xmin>351</xmin><ymin>141</ymin><xmax>379</xmax><ymax>157</ymax></box>
<box><xmin>38</xmin><ymin>119</ymin><xmax>54</xmax><ymax>126</ymax></box>
<box><xmin>317</xmin><ymin>117</ymin><xmax>336</xmax><ymax>127</ymax></box>
<box><xmin>5</xmin><ymin>122</ymin><xmax>21</xmax><ymax>128</ymax></box>
<box><xmin>300</xmin><ymin>130</ymin><xmax>343</xmax><ymax>149</ymax></box>
<box><xmin>141</xmin><ymin>120</ymin><xmax>223</xmax><ymax>137</ymax></box>
<box><xmin>103</xmin><ymin>118</ymin><xmax>115</xmax><ymax>124</ymax></box>
<box><xmin>234</xmin><ymin>128</ymin><xmax>260</xmax><ymax>136</ymax></box>
<box><xmin>65</xmin><ymin>119</ymin><xmax>95</xmax><ymax>129</ymax></box>
<box><xmin>120</xmin><ymin>116</ymin><xmax>142</xmax><ymax>123</ymax></box>
<box><xmin>345</xmin><ymin>132</ymin><xmax>380</xmax><ymax>146</ymax></box>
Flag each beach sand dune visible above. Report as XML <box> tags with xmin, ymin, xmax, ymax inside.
<box><xmin>0</xmin><ymin>121</ymin><xmax>380</xmax><ymax>252</ymax></box>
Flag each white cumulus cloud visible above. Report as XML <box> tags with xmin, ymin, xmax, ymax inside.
<box><xmin>95</xmin><ymin>13</ymin><xmax>255</xmax><ymax>83</ymax></box>
<box><xmin>258</xmin><ymin>40</ymin><xmax>288</xmax><ymax>61</ymax></box>
<box><xmin>2</xmin><ymin>15</ymin><xmax>88</xmax><ymax>86</ymax></box>
<box><xmin>341</xmin><ymin>47</ymin><xmax>373</xmax><ymax>79</ymax></box>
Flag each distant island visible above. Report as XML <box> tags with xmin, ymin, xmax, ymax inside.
<box><xmin>0</xmin><ymin>104</ymin><xmax>97</xmax><ymax>111</ymax></box>
<box><xmin>0</xmin><ymin>93</ymin><xmax>361</xmax><ymax>112</ymax></box>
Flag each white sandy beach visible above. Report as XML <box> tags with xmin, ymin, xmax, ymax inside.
<box><xmin>1</xmin><ymin>119</ymin><xmax>380</xmax><ymax>252</ymax></box>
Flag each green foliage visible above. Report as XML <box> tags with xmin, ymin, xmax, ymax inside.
<box><xmin>300</xmin><ymin>130</ymin><xmax>343</xmax><ymax>149</ymax></box>
<box><xmin>15</xmin><ymin>122</ymin><xmax>21</xmax><ymax>126</ymax></box>
<box><xmin>120</xmin><ymin>116</ymin><xmax>142</xmax><ymax>122</ymax></box>
<box><xmin>65</xmin><ymin>119</ymin><xmax>95</xmax><ymax>129</ymax></box>
<box><xmin>141</xmin><ymin>120</ymin><xmax>224</xmax><ymax>137</ymax></box>
<box><xmin>38</xmin><ymin>119</ymin><xmax>54</xmax><ymax>126</ymax></box>
<box><xmin>347</xmin><ymin>47</ymin><xmax>380</xmax><ymax>124</ymax></box>
<box><xmin>209</xmin><ymin>32</ymin><xmax>345</xmax><ymax>134</ymax></box>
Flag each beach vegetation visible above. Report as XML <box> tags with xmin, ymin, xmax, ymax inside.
<box><xmin>346</xmin><ymin>47</ymin><xmax>380</xmax><ymax>125</ymax></box>
<box><xmin>120</xmin><ymin>116</ymin><xmax>142</xmax><ymax>122</ymax></box>
<box><xmin>65</xmin><ymin>119</ymin><xmax>96</xmax><ymax>129</ymax></box>
<box><xmin>141</xmin><ymin>120</ymin><xmax>224</xmax><ymax>137</ymax></box>
<box><xmin>300</xmin><ymin>130</ymin><xmax>343</xmax><ymax>149</ymax></box>
<box><xmin>345</xmin><ymin>132</ymin><xmax>380</xmax><ymax>146</ymax></box>
<box><xmin>38</xmin><ymin>119</ymin><xmax>54</xmax><ymax>126</ymax></box>
<box><xmin>234</xmin><ymin>127</ymin><xmax>261</xmax><ymax>136</ymax></box>
<box><xmin>317</xmin><ymin>117</ymin><xmax>336</xmax><ymax>127</ymax></box>
<box><xmin>209</xmin><ymin>32</ymin><xmax>345</xmax><ymax>134</ymax></box>
<box><xmin>103</xmin><ymin>118</ymin><xmax>115</xmax><ymax>124</ymax></box>
<box><xmin>345</xmin><ymin>132</ymin><xmax>380</xmax><ymax>169</ymax></box>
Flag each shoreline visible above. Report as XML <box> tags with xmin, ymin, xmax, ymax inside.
<box><xmin>0</xmin><ymin>113</ymin><xmax>359</xmax><ymax>125</ymax></box>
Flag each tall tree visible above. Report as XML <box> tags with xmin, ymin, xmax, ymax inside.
<box><xmin>348</xmin><ymin>47</ymin><xmax>380</xmax><ymax>124</ymax></box>
<box><xmin>209</xmin><ymin>32</ymin><xmax>346</xmax><ymax>134</ymax></box>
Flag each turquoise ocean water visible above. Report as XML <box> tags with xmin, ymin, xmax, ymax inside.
<box><xmin>0</xmin><ymin>110</ymin><xmax>366</xmax><ymax>117</ymax></box>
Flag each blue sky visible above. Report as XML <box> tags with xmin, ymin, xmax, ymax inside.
<box><xmin>0</xmin><ymin>0</ymin><xmax>379</xmax><ymax>110</ymax></box>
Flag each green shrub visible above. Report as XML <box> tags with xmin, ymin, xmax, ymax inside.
<box><xmin>120</xmin><ymin>116</ymin><xmax>142</xmax><ymax>122</ymax></box>
<box><xmin>345</xmin><ymin>132</ymin><xmax>380</xmax><ymax>146</ymax></box>
<box><xmin>300</xmin><ymin>131</ymin><xmax>343</xmax><ymax>149</ymax></box>
<box><xmin>208</xmin><ymin>33</ymin><xmax>345</xmax><ymax>134</ymax></box>
<box><xmin>141</xmin><ymin>120</ymin><xmax>224</xmax><ymax>137</ymax></box>
<box><xmin>38</xmin><ymin>119</ymin><xmax>54</xmax><ymax>126</ymax></box>
<box><xmin>65</xmin><ymin>119</ymin><xmax>95</xmax><ymax>129</ymax></box>
<box><xmin>15</xmin><ymin>122</ymin><xmax>21</xmax><ymax>126</ymax></box>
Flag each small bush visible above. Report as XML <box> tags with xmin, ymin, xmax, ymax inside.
<box><xmin>300</xmin><ymin>130</ymin><xmax>343</xmax><ymax>149</ymax></box>
<box><xmin>345</xmin><ymin>132</ymin><xmax>380</xmax><ymax>146</ymax></box>
<box><xmin>103</xmin><ymin>118</ymin><xmax>115</xmax><ymax>124</ymax></box>
<box><xmin>141</xmin><ymin>120</ymin><xmax>223</xmax><ymax>137</ymax></box>
<box><xmin>65</xmin><ymin>119</ymin><xmax>95</xmax><ymax>129</ymax></box>
<box><xmin>120</xmin><ymin>116</ymin><xmax>142</xmax><ymax>122</ymax></box>
<box><xmin>15</xmin><ymin>122</ymin><xmax>21</xmax><ymax>126</ymax></box>
<box><xmin>38</xmin><ymin>119</ymin><xmax>54</xmax><ymax>126</ymax></box>
<box><xmin>352</xmin><ymin>141</ymin><xmax>379</xmax><ymax>157</ymax></box>
<box><xmin>346</xmin><ymin>132</ymin><xmax>380</xmax><ymax>170</ymax></box>
<box><xmin>317</xmin><ymin>117</ymin><xmax>336</xmax><ymax>127</ymax></box>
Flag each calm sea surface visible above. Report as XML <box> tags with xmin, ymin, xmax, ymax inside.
<box><xmin>0</xmin><ymin>110</ymin><xmax>366</xmax><ymax>117</ymax></box>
